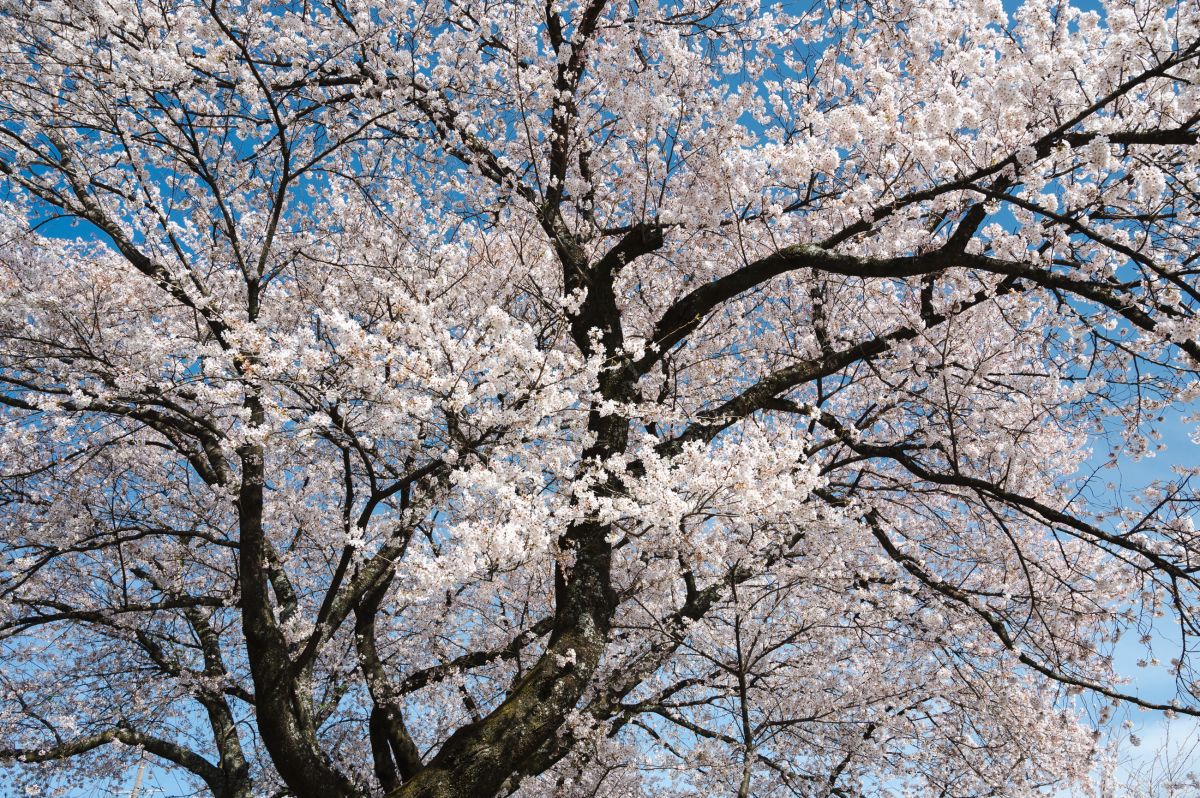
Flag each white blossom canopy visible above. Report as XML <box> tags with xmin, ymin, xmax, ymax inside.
<box><xmin>0</xmin><ymin>0</ymin><xmax>1198</xmax><ymax>796</ymax></box>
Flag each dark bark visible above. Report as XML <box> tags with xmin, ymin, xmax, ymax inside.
<box><xmin>237</xmin><ymin>429</ymin><xmax>363</xmax><ymax>798</ymax></box>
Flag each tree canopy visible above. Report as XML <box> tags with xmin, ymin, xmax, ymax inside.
<box><xmin>0</xmin><ymin>0</ymin><xmax>1199</xmax><ymax>795</ymax></box>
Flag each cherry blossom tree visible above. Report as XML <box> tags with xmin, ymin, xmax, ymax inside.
<box><xmin>0</xmin><ymin>0</ymin><xmax>1198</xmax><ymax>795</ymax></box>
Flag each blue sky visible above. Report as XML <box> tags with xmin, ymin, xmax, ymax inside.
<box><xmin>1083</xmin><ymin>409</ymin><xmax>1200</xmax><ymax>794</ymax></box>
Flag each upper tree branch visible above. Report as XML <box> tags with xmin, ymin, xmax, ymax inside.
<box><xmin>0</xmin><ymin>726</ymin><xmax>224</xmax><ymax>791</ymax></box>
